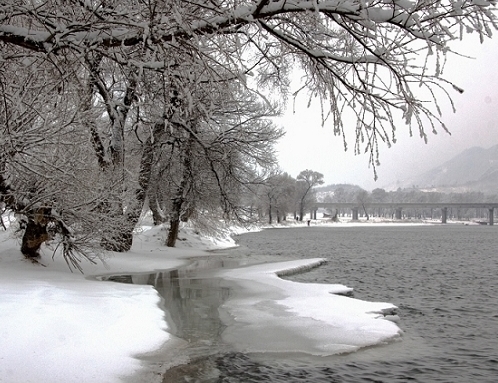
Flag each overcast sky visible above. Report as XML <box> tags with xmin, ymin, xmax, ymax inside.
<box><xmin>275</xmin><ymin>36</ymin><xmax>498</xmax><ymax>191</ymax></box>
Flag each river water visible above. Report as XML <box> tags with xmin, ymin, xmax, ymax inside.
<box><xmin>113</xmin><ymin>224</ymin><xmax>498</xmax><ymax>382</ymax></box>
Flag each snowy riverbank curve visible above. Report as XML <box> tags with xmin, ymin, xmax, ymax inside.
<box><xmin>0</xmin><ymin>224</ymin><xmax>401</xmax><ymax>382</ymax></box>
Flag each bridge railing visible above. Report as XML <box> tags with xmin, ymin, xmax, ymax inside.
<box><xmin>311</xmin><ymin>202</ymin><xmax>498</xmax><ymax>225</ymax></box>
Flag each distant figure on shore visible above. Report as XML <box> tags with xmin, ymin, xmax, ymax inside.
<box><xmin>332</xmin><ymin>210</ymin><xmax>339</xmax><ymax>222</ymax></box>
<box><xmin>307</xmin><ymin>220</ymin><xmax>311</xmax><ymax>226</ymax></box>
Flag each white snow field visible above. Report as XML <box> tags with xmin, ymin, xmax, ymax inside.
<box><xmin>0</xmin><ymin>223</ymin><xmax>401</xmax><ymax>383</ymax></box>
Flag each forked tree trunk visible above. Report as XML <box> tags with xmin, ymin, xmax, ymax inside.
<box><xmin>150</xmin><ymin>194</ymin><xmax>166</xmax><ymax>225</ymax></box>
<box><xmin>166</xmin><ymin>133</ymin><xmax>194</xmax><ymax>248</ymax></box>
<box><xmin>86</xmin><ymin>58</ymin><xmax>141</xmax><ymax>252</ymax></box>
<box><xmin>97</xmin><ymin>185</ymin><xmax>135</xmax><ymax>252</ymax></box>
<box><xmin>166</xmin><ymin>174</ymin><xmax>190</xmax><ymax>247</ymax></box>
<box><xmin>361</xmin><ymin>203</ymin><xmax>370</xmax><ymax>221</ymax></box>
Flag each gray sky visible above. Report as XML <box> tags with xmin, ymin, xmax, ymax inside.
<box><xmin>275</xmin><ymin>37</ymin><xmax>498</xmax><ymax>191</ymax></box>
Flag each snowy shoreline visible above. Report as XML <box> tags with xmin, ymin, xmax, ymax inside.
<box><xmin>0</xmin><ymin>223</ymin><xmax>402</xmax><ymax>383</ymax></box>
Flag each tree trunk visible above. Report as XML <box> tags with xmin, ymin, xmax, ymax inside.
<box><xmin>361</xmin><ymin>203</ymin><xmax>370</xmax><ymax>220</ymax></box>
<box><xmin>86</xmin><ymin>60</ymin><xmax>140</xmax><ymax>252</ymax></box>
<box><xmin>166</xmin><ymin>131</ymin><xmax>194</xmax><ymax>247</ymax></box>
<box><xmin>20</xmin><ymin>208</ymin><xmax>52</xmax><ymax>258</ymax></box>
<box><xmin>97</xmin><ymin>189</ymin><xmax>135</xmax><ymax>252</ymax></box>
<box><xmin>166</xmin><ymin>215</ymin><xmax>180</xmax><ymax>247</ymax></box>
<box><xmin>149</xmin><ymin>193</ymin><xmax>166</xmax><ymax>225</ymax></box>
<box><xmin>2</xmin><ymin>169</ymin><xmax>57</xmax><ymax>257</ymax></box>
<box><xmin>167</xmin><ymin>184</ymin><xmax>187</xmax><ymax>247</ymax></box>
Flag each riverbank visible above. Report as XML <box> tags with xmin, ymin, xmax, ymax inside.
<box><xmin>0</xmin><ymin>221</ymin><xmax>402</xmax><ymax>383</ymax></box>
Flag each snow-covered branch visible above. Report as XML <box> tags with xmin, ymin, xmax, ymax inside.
<box><xmin>1</xmin><ymin>0</ymin><xmax>497</xmax><ymax>262</ymax></box>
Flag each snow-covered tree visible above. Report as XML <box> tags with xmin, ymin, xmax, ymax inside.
<box><xmin>2</xmin><ymin>1</ymin><xmax>495</xmax><ymax>159</ymax></box>
<box><xmin>355</xmin><ymin>188</ymin><xmax>371</xmax><ymax>219</ymax></box>
<box><xmin>133</xmin><ymin>69</ymin><xmax>283</xmax><ymax>247</ymax></box>
<box><xmin>263</xmin><ymin>171</ymin><xmax>297</xmax><ymax>224</ymax></box>
<box><xmin>296</xmin><ymin>169</ymin><xmax>325</xmax><ymax>220</ymax></box>
<box><xmin>0</xmin><ymin>50</ymin><xmax>107</xmax><ymax>268</ymax></box>
<box><xmin>1</xmin><ymin>0</ymin><xmax>497</xmax><ymax>262</ymax></box>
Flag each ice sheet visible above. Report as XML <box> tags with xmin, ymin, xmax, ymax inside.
<box><xmin>215</xmin><ymin>259</ymin><xmax>401</xmax><ymax>355</ymax></box>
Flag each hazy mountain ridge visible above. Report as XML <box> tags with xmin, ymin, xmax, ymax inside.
<box><xmin>396</xmin><ymin>144</ymin><xmax>498</xmax><ymax>193</ymax></box>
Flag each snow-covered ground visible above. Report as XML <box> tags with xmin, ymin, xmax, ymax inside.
<box><xmin>0</xmin><ymin>221</ymin><xmax>402</xmax><ymax>383</ymax></box>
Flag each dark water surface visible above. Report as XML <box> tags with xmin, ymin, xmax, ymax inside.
<box><xmin>223</xmin><ymin>225</ymin><xmax>498</xmax><ymax>383</ymax></box>
<box><xmin>113</xmin><ymin>224</ymin><xmax>498</xmax><ymax>382</ymax></box>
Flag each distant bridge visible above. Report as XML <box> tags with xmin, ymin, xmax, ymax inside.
<box><xmin>312</xmin><ymin>202</ymin><xmax>498</xmax><ymax>225</ymax></box>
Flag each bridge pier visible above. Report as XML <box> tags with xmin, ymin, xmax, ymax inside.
<box><xmin>312</xmin><ymin>203</ymin><xmax>498</xmax><ymax>223</ymax></box>
<box><xmin>352</xmin><ymin>207</ymin><xmax>359</xmax><ymax>220</ymax></box>
<box><xmin>395</xmin><ymin>208</ymin><xmax>402</xmax><ymax>220</ymax></box>
<box><xmin>441</xmin><ymin>207</ymin><xmax>447</xmax><ymax>224</ymax></box>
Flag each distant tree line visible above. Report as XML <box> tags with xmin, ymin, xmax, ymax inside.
<box><xmin>252</xmin><ymin>169</ymin><xmax>324</xmax><ymax>224</ymax></box>
<box><xmin>0</xmin><ymin>1</ymin><xmax>496</xmax><ymax>269</ymax></box>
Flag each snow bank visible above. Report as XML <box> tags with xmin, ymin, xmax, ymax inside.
<box><xmin>0</xmin><ymin>278</ymin><xmax>166</xmax><ymax>383</ymax></box>
<box><xmin>0</xmin><ymin>225</ymin><xmax>209</xmax><ymax>383</ymax></box>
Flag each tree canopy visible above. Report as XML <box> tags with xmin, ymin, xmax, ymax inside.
<box><xmin>1</xmin><ymin>0</ymin><xmax>497</xmax><ymax>265</ymax></box>
<box><xmin>2</xmin><ymin>1</ymin><xmax>496</xmax><ymax>158</ymax></box>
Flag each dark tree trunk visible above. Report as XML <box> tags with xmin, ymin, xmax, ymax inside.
<box><xmin>165</xmin><ymin>112</ymin><xmax>197</xmax><ymax>246</ymax></box>
<box><xmin>361</xmin><ymin>203</ymin><xmax>370</xmax><ymax>220</ymax></box>
<box><xmin>2</xmin><ymin>170</ymin><xmax>57</xmax><ymax>257</ymax></box>
<box><xmin>166</xmin><ymin>180</ymin><xmax>186</xmax><ymax>247</ymax></box>
<box><xmin>21</xmin><ymin>208</ymin><xmax>52</xmax><ymax>258</ymax></box>
<box><xmin>166</xmin><ymin>215</ymin><xmax>180</xmax><ymax>247</ymax></box>
<box><xmin>166</xmin><ymin>173</ymin><xmax>191</xmax><ymax>247</ymax></box>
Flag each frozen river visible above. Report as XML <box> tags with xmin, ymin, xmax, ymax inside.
<box><xmin>117</xmin><ymin>224</ymin><xmax>498</xmax><ymax>382</ymax></box>
<box><xmin>224</xmin><ymin>224</ymin><xmax>498</xmax><ymax>382</ymax></box>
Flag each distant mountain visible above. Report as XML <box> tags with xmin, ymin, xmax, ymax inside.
<box><xmin>395</xmin><ymin>144</ymin><xmax>498</xmax><ymax>193</ymax></box>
